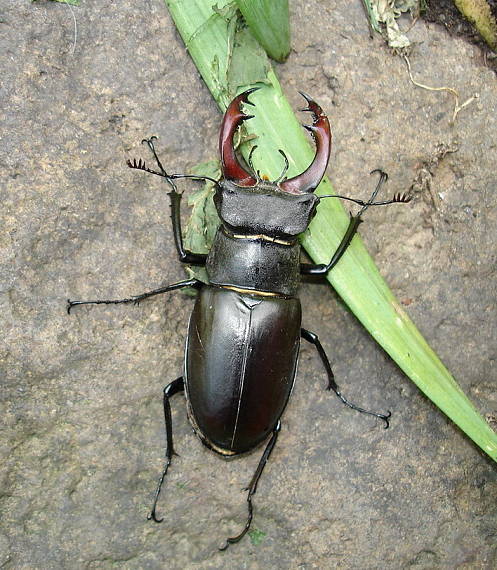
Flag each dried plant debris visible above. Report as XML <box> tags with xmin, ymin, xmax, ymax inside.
<box><xmin>486</xmin><ymin>412</ymin><xmax>497</xmax><ymax>431</ymax></box>
<box><xmin>404</xmin><ymin>55</ymin><xmax>479</xmax><ymax>123</ymax></box>
<box><xmin>362</xmin><ymin>0</ymin><xmax>423</xmax><ymax>50</ymax></box>
<box><xmin>364</xmin><ymin>1</ymin><xmax>497</xmax><ymax>60</ymax></box>
<box><xmin>409</xmin><ymin>142</ymin><xmax>459</xmax><ymax>211</ymax></box>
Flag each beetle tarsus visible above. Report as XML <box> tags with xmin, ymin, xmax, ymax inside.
<box><xmin>147</xmin><ymin>506</ymin><xmax>165</xmax><ymax>524</ymax></box>
<box><xmin>219</xmin><ymin>498</ymin><xmax>253</xmax><ymax>551</ymax></box>
<box><xmin>333</xmin><ymin>389</ymin><xmax>392</xmax><ymax>429</ymax></box>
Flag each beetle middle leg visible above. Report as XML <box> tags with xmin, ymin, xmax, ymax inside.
<box><xmin>301</xmin><ymin>328</ymin><xmax>391</xmax><ymax>428</ymax></box>
<box><xmin>148</xmin><ymin>376</ymin><xmax>184</xmax><ymax>523</ymax></box>
<box><xmin>67</xmin><ymin>278</ymin><xmax>201</xmax><ymax>313</ymax></box>
<box><xmin>219</xmin><ymin>420</ymin><xmax>281</xmax><ymax>551</ymax></box>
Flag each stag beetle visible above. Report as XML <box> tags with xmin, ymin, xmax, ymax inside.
<box><xmin>68</xmin><ymin>89</ymin><xmax>410</xmax><ymax>549</ymax></box>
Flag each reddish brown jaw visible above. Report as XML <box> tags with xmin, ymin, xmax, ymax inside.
<box><xmin>280</xmin><ymin>92</ymin><xmax>331</xmax><ymax>194</ymax></box>
<box><xmin>219</xmin><ymin>89</ymin><xmax>259</xmax><ymax>187</ymax></box>
<box><xmin>220</xmin><ymin>89</ymin><xmax>331</xmax><ymax>193</ymax></box>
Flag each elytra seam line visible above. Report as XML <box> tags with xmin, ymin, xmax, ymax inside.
<box><xmin>230</xmin><ymin>307</ymin><xmax>253</xmax><ymax>449</ymax></box>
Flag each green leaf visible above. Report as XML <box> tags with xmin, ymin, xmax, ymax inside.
<box><xmin>165</xmin><ymin>0</ymin><xmax>497</xmax><ymax>462</ymax></box>
<box><xmin>228</xmin><ymin>25</ymin><xmax>272</xmax><ymax>91</ymax></box>
<box><xmin>183</xmin><ymin>160</ymin><xmax>221</xmax><ymax>283</ymax></box>
<box><xmin>235</xmin><ymin>0</ymin><xmax>290</xmax><ymax>62</ymax></box>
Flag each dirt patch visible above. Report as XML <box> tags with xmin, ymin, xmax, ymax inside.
<box><xmin>423</xmin><ymin>0</ymin><xmax>497</xmax><ymax>71</ymax></box>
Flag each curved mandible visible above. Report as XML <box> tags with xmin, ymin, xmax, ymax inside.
<box><xmin>219</xmin><ymin>89</ymin><xmax>259</xmax><ymax>187</ymax></box>
<box><xmin>280</xmin><ymin>92</ymin><xmax>331</xmax><ymax>194</ymax></box>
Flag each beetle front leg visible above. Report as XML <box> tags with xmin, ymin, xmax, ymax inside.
<box><xmin>148</xmin><ymin>376</ymin><xmax>184</xmax><ymax>523</ymax></box>
<box><xmin>67</xmin><ymin>278</ymin><xmax>200</xmax><ymax>313</ymax></box>
<box><xmin>168</xmin><ymin>189</ymin><xmax>207</xmax><ymax>265</ymax></box>
<box><xmin>301</xmin><ymin>328</ymin><xmax>391</xmax><ymax>428</ymax></box>
<box><xmin>128</xmin><ymin>136</ymin><xmax>208</xmax><ymax>266</ymax></box>
<box><xmin>300</xmin><ymin>214</ymin><xmax>362</xmax><ymax>276</ymax></box>
<box><xmin>300</xmin><ymin>170</ymin><xmax>410</xmax><ymax>276</ymax></box>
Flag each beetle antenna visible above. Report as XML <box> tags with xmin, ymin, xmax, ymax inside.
<box><xmin>126</xmin><ymin>157</ymin><xmax>170</xmax><ymax>180</ymax></box>
<box><xmin>127</xmin><ymin>137</ymin><xmax>220</xmax><ymax>188</ymax></box>
<box><xmin>126</xmin><ymin>137</ymin><xmax>178</xmax><ymax>192</ymax></box>
<box><xmin>318</xmin><ymin>192</ymin><xmax>412</xmax><ymax>207</ymax></box>
<box><xmin>142</xmin><ymin>136</ymin><xmax>167</xmax><ymax>175</ymax></box>
<box><xmin>169</xmin><ymin>173</ymin><xmax>220</xmax><ymax>185</ymax></box>
<box><xmin>127</xmin><ymin>162</ymin><xmax>219</xmax><ymax>186</ymax></box>
<box><xmin>319</xmin><ymin>170</ymin><xmax>412</xmax><ymax>210</ymax></box>
<box><xmin>274</xmin><ymin>149</ymin><xmax>289</xmax><ymax>184</ymax></box>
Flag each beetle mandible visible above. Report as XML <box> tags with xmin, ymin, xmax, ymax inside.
<box><xmin>68</xmin><ymin>89</ymin><xmax>410</xmax><ymax>549</ymax></box>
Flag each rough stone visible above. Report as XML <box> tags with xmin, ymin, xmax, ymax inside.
<box><xmin>1</xmin><ymin>1</ymin><xmax>496</xmax><ymax>568</ymax></box>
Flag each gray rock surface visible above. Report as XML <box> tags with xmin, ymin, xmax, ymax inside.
<box><xmin>1</xmin><ymin>1</ymin><xmax>496</xmax><ymax>568</ymax></box>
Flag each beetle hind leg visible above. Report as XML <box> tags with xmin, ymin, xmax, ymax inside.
<box><xmin>219</xmin><ymin>421</ymin><xmax>281</xmax><ymax>551</ymax></box>
<box><xmin>148</xmin><ymin>376</ymin><xmax>184</xmax><ymax>523</ymax></box>
<box><xmin>301</xmin><ymin>328</ymin><xmax>391</xmax><ymax>428</ymax></box>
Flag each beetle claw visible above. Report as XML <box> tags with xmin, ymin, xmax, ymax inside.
<box><xmin>381</xmin><ymin>411</ymin><xmax>392</xmax><ymax>429</ymax></box>
<box><xmin>147</xmin><ymin>510</ymin><xmax>164</xmax><ymax>524</ymax></box>
<box><xmin>218</xmin><ymin>539</ymin><xmax>231</xmax><ymax>551</ymax></box>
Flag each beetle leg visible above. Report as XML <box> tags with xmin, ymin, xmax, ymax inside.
<box><xmin>219</xmin><ymin>421</ymin><xmax>281</xmax><ymax>551</ymax></box>
<box><xmin>301</xmin><ymin>170</ymin><xmax>406</xmax><ymax>276</ymax></box>
<box><xmin>301</xmin><ymin>328</ymin><xmax>391</xmax><ymax>428</ymax></box>
<box><xmin>168</xmin><ymin>188</ymin><xmax>208</xmax><ymax>265</ymax></box>
<box><xmin>148</xmin><ymin>376</ymin><xmax>185</xmax><ymax>524</ymax></box>
<box><xmin>300</xmin><ymin>214</ymin><xmax>362</xmax><ymax>276</ymax></box>
<box><xmin>67</xmin><ymin>278</ymin><xmax>200</xmax><ymax>313</ymax></box>
<box><xmin>127</xmin><ymin>137</ymin><xmax>210</xmax><ymax>265</ymax></box>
